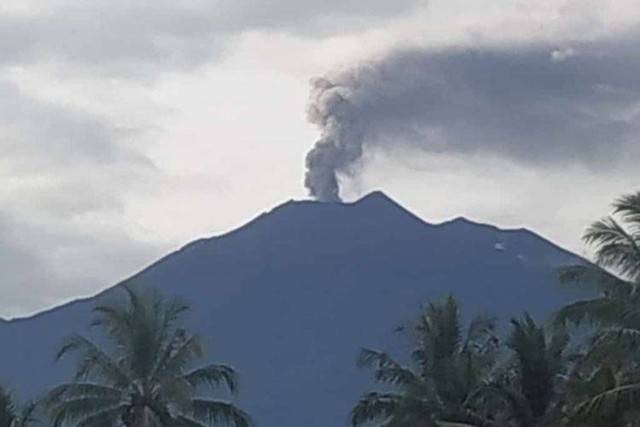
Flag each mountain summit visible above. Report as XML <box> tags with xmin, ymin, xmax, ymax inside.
<box><xmin>0</xmin><ymin>192</ymin><xmax>587</xmax><ymax>426</ymax></box>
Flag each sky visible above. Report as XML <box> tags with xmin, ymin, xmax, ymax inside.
<box><xmin>1</xmin><ymin>0</ymin><xmax>639</xmax><ymax>318</ymax></box>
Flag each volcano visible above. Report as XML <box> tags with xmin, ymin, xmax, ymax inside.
<box><xmin>0</xmin><ymin>192</ymin><xmax>590</xmax><ymax>426</ymax></box>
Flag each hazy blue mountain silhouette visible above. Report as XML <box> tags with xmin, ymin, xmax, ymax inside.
<box><xmin>0</xmin><ymin>192</ymin><xmax>591</xmax><ymax>426</ymax></box>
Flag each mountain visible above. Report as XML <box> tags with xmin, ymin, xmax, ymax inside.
<box><xmin>0</xmin><ymin>192</ymin><xmax>591</xmax><ymax>426</ymax></box>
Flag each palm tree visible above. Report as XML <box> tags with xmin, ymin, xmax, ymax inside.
<box><xmin>351</xmin><ymin>295</ymin><xmax>500</xmax><ymax>427</ymax></box>
<box><xmin>555</xmin><ymin>191</ymin><xmax>640</xmax><ymax>424</ymax></box>
<box><xmin>46</xmin><ymin>286</ymin><xmax>251</xmax><ymax>427</ymax></box>
<box><xmin>0</xmin><ymin>387</ymin><xmax>13</xmax><ymax>427</ymax></box>
<box><xmin>484</xmin><ymin>314</ymin><xmax>569</xmax><ymax>427</ymax></box>
<box><xmin>556</xmin><ymin>192</ymin><xmax>640</xmax><ymax>327</ymax></box>
<box><xmin>0</xmin><ymin>386</ymin><xmax>37</xmax><ymax>427</ymax></box>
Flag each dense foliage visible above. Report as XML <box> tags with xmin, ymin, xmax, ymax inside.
<box><xmin>45</xmin><ymin>287</ymin><xmax>250</xmax><ymax>427</ymax></box>
<box><xmin>0</xmin><ymin>386</ymin><xmax>36</xmax><ymax>427</ymax></box>
<box><xmin>354</xmin><ymin>191</ymin><xmax>640</xmax><ymax>426</ymax></box>
<box><xmin>351</xmin><ymin>295</ymin><xmax>500</xmax><ymax>427</ymax></box>
<box><xmin>3</xmin><ymin>190</ymin><xmax>640</xmax><ymax>426</ymax></box>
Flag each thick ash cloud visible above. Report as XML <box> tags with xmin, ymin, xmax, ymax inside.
<box><xmin>304</xmin><ymin>34</ymin><xmax>640</xmax><ymax>201</ymax></box>
<box><xmin>0</xmin><ymin>0</ymin><xmax>424</xmax><ymax>75</ymax></box>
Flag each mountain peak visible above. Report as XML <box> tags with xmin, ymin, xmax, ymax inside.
<box><xmin>0</xmin><ymin>189</ymin><xmax>589</xmax><ymax>427</ymax></box>
<box><xmin>441</xmin><ymin>216</ymin><xmax>494</xmax><ymax>229</ymax></box>
<box><xmin>276</xmin><ymin>190</ymin><xmax>400</xmax><ymax>209</ymax></box>
<box><xmin>351</xmin><ymin>190</ymin><xmax>394</xmax><ymax>205</ymax></box>
<box><xmin>248</xmin><ymin>190</ymin><xmax>429</xmax><ymax>236</ymax></box>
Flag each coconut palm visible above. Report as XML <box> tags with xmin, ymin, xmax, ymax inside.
<box><xmin>555</xmin><ymin>191</ymin><xmax>640</xmax><ymax>424</ymax></box>
<box><xmin>0</xmin><ymin>386</ymin><xmax>37</xmax><ymax>427</ymax></box>
<box><xmin>556</xmin><ymin>192</ymin><xmax>640</xmax><ymax>327</ymax></box>
<box><xmin>484</xmin><ymin>314</ymin><xmax>569</xmax><ymax>427</ymax></box>
<box><xmin>0</xmin><ymin>387</ymin><xmax>13</xmax><ymax>427</ymax></box>
<box><xmin>351</xmin><ymin>295</ymin><xmax>500</xmax><ymax>427</ymax></box>
<box><xmin>559</xmin><ymin>314</ymin><xmax>640</xmax><ymax>426</ymax></box>
<box><xmin>46</xmin><ymin>286</ymin><xmax>250</xmax><ymax>427</ymax></box>
<box><xmin>562</xmin><ymin>359</ymin><xmax>640</xmax><ymax>427</ymax></box>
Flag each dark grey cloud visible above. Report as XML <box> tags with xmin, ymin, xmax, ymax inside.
<box><xmin>304</xmin><ymin>32</ymin><xmax>640</xmax><ymax>201</ymax></box>
<box><xmin>0</xmin><ymin>80</ymin><xmax>155</xmax><ymax>217</ymax></box>
<box><xmin>0</xmin><ymin>81</ymin><xmax>161</xmax><ymax>316</ymax></box>
<box><xmin>0</xmin><ymin>82</ymin><xmax>148</xmax><ymax>168</ymax></box>
<box><xmin>0</xmin><ymin>210</ymin><xmax>158</xmax><ymax>317</ymax></box>
<box><xmin>0</xmin><ymin>0</ymin><xmax>425</xmax><ymax>75</ymax></box>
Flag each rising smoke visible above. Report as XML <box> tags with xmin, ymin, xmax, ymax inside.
<box><xmin>304</xmin><ymin>77</ymin><xmax>365</xmax><ymax>202</ymax></box>
<box><xmin>303</xmin><ymin>37</ymin><xmax>640</xmax><ymax>202</ymax></box>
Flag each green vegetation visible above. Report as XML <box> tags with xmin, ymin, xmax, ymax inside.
<box><xmin>2</xmin><ymin>190</ymin><xmax>640</xmax><ymax>426</ymax></box>
<box><xmin>0</xmin><ymin>386</ymin><xmax>36</xmax><ymax>427</ymax></box>
<box><xmin>353</xmin><ymin>191</ymin><xmax>640</xmax><ymax>426</ymax></box>
<box><xmin>45</xmin><ymin>287</ymin><xmax>250</xmax><ymax>427</ymax></box>
<box><xmin>351</xmin><ymin>296</ymin><xmax>499</xmax><ymax>426</ymax></box>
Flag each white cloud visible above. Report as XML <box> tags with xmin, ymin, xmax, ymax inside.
<box><xmin>1</xmin><ymin>0</ymin><xmax>639</xmax><ymax>317</ymax></box>
<box><xmin>551</xmin><ymin>46</ymin><xmax>578</xmax><ymax>61</ymax></box>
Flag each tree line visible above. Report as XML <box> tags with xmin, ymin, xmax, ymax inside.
<box><xmin>353</xmin><ymin>192</ymin><xmax>640</xmax><ymax>426</ymax></box>
<box><xmin>2</xmin><ymin>191</ymin><xmax>640</xmax><ymax>426</ymax></box>
<box><xmin>1</xmin><ymin>288</ymin><xmax>250</xmax><ymax>427</ymax></box>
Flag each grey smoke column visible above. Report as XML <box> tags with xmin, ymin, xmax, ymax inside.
<box><xmin>304</xmin><ymin>77</ymin><xmax>365</xmax><ymax>202</ymax></box>
<box><xmin>303</xmin><ymin>38</ymin><xmax>640</xmax><ymax>201</ymax></box>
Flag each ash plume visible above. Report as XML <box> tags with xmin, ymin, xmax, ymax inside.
<box><xmin>303</xmin><ymin>36</ymin><xmax>640</xmax><ymax>201</ymax></box>
<box><xmin>304</xmin><ymin>77</ymin><xmax>365</xmax><ymax>202</ymax></box>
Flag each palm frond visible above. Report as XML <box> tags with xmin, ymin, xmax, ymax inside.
<box><xmin>556</xmin><ymin>264</ymin><xmax>630</xmax><ymax>294</ymax></box>
<box><xmin>546</xmin><ymin>327</ymin><xmax>569</xmax><ymax>373</ymax></box>
<box><xmin>357</xmin><ymin>349</ymin><xmax>417</xmax><ymax>386</ymax></box>
<box><xmin>428</xmin><ymin>296</ymin><xmax>462</xmax><ymax>361</ymax></box>
<box><xmin>572</xmin><ymin>383</ymin><xmax>640</xmax><ymax>422</ymax></box>
<box><xmin>590</xmin><ymin>327</ymin><xmax>640</xmax><ymax>355</ymax></box>
<box><xmin>161</xmin><ymin>298</ymin><xmax>190</xmax><ymax>330</ymax></box>
<box><xmin>50</xmin><ymin>285</ymin><xmax>250</xmax><ymax>427</ymax></box>
<box><xmin>585</xmin><ymin>218</ymin><xmax>640</xmax><ymax>280</ymax></box>
<box><xmin>508</xmin><ymin>314</ymin><xmax>556</xmax><ymax>419</ymax></box>
<box><xmin>351</xmin><ymin>392</ymin><xmax>401</xmax><ymax>426</ymax></box>
<box><xmin>483</xmin><ymin>384</ymin><xmax>534</xmax><ymax>427</ymax></box>
<box><xmin>0</xmin><ymin>386</ymin><xmax>16</xmax><ymax>427</ymax></box>
<box><xmin>613</xmin><ymin>192</ymin><xmax>640</xmax><ymax>227</ymax></box>
<box><xmin>14</xmin><ymin>401</ymin><xmax>38</xmax><ymax>427</ymax></box>
<box><xmin>463</xmin><ymin>314</ymin><xmax>498</xmax><ymax>354</ymax></box>
<box><xmin>49</xmin><ymin>396</ymin><xmax>123</xmax><ymax>427</ymax></box>
<box><xmin>183</xmin><ymin>364</ymin><xmax>238</xmax><ymax>394</ymax></box>
<box><xmin>55</xmin><ymin>335</ymin><xmax>130</xmax><ymax>386</ymax></box>
<box><xmin>156</xmin><ymin>375</ymin><xmax>194</xmax><ymax>413</ymax></box>
<box><xmin>74</xmin><ymin>405</ymin><xmax>128</xmax><ymax>427</ymax></box>
<box><xmin>163</xmin><ymin>334</ymin><xmax>205</xmax><ymax>375</ymax></box>
<box><xmin>150</xmin><ymin>328</ymin><xmax>189</xmax><ymax>380</ymax></box>
<box><xmin>553</xmin><ymin>295</ymin><xmax>629</xmax><ymax>328</ymax></box>
<box><xmin>48</xmin><ymin>383</ymin><xmax>121</xmax><ymax>399</ymax></box>
<box><xmin>567</xmin><ymin>366</ymin><xmax>617</xmax><ymax>402</ymax></box>
<box><xmin>189</xmin><ymin>399</ymin><xmax>252</xmax><ymax>427</ymax></box>
<box><xmin>173</xmin><ymin>416</ymin><xmax>208</xmax><ymax>427</ymax></box>
<box><xmin>355</xmin><ymin>296</ymin><xmax>501</xmax><ymax>427</ymax></box>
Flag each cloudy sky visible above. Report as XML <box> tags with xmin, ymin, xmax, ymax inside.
<box><xmin>1</xmin><ymin>0</ymin><xmax>639</xmax><ymax>318</ymax></box>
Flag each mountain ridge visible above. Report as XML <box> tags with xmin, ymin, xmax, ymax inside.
<box><xmin>0</xmin><ymin>191</ymin><xmax>592</xmax><ymax>426</ymax></box>
<box><xmin>3</xmin><ymin>192</ymin><xmax>576</xmax><ymax>324</ymax></box>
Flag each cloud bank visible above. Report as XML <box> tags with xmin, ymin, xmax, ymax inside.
<box><xmin>0</xmin><ymin>81</ymin><xmax>160</xmax><ymax>315</ymax></box>
<box><xmin>1</xmin><ymin>0</ymin><xmax>640</xmax><ymax>317</ymax></box>
<box><xmin>304</xmin><ymin>32</ymin><xmax>640</xmax><ymax>200</ymax></box>
<box><xmin>0</xmin><ymin>0</ymin><xmax>426</xmax><ymax>317</ymax></box>
<box><xmin>0</xmin><ymin>0</ymin><xmax>425</xmax><ymax>76</ymax></box>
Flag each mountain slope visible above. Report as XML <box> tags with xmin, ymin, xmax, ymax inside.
<box><xmin>0</xmin><ymin>192</ymin><xmax>590</xmax><ymax>426</ymax></box>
